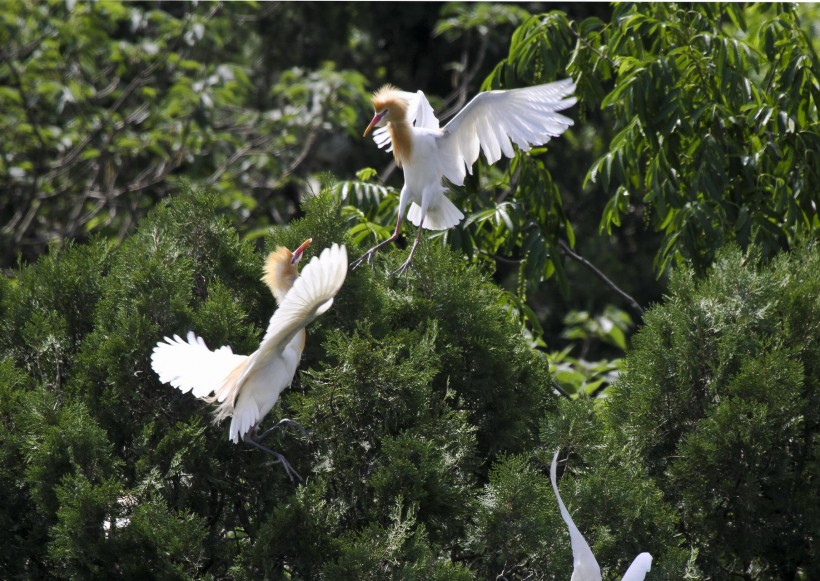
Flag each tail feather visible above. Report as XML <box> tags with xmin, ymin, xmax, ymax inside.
<box><xmin>407</xmin><ymin>192</ymin><xmax>464</xmax><ymax>230</ymax></box>
<box><xmin>228</xmin><ymin>396</ymin><xmax>260</xmax><ymax>443</ymax></box>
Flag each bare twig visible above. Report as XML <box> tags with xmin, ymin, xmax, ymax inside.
<box><xmin>552</xmin><ymin>380</ymin><xmax>573</xmax><ymax>400</ymax></box>
<box><xmin>557</xmin><ymin>238</ymin><xmax>645</xmax><ymax>317</ymax></box>
<box><xmin>207</xmin><ymin>134</ymin><xmax>270</xmax><ymax>184</ymax></box>
<box><xmin>477</xmin><ymin>249</ymin><xmax>523</xmax><ymax>265</ymax></box>
<box><xmin>567</xmin><ymin>20</ymin><xmax>618</xmax><ymax>69</ymax></box>
<box><xmin>281</xmin><ymin>129</ymin><xmax>319</xmax><ymax>178</ymax></box>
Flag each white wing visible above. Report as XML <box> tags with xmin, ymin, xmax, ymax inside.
<box><xmin>437</xmin><ymin>79</ymin><xmax>576</xmax><ymax>186</ymax></box>
<box><xmin>620</xmin><ymin>552</ymin><xmax>653</xmax><ymax>581</ymax></box>
<box><xmin>551</xmin><ymin>451</ymin><xmax>602</xmax><ymax>581</ymax></box>
<box><xmin>410</xmin><ymin>90</ymin><xmax>439</xmax><ymax>130</ymax></box>
<box><xmin>373</xmin><ymin>90</ymin><xmax>439</xmax><ymax>151</ymax></box>
<box><xmin>237</xmin><ymin>243</ymin><xmax>348</xmax><ymax>385</ymax></box>
<box><xmin>372</xmin><ymin>126</ymin><xmax>392</xmax><ymax>150</ymax></box>
<box><xmin>151</xmin><ymin>331</ymin><xmax>248</xmax><ymax>399</ymax></box>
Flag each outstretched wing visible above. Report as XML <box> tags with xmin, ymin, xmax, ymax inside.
<box><xmin>238</xmin><ymin>243</ymin><xmax>348</xmax><ymax>385</ymax></box>
<box><xmin>410</xmin><ymin>90</ymin><xmax>439</xmax><ymax>130</ymax></box>
<box><xmin>551</xmin><ymin>451</ymin><xmax>603</xmax><ymax>581</ymax></box>
<box><xmin>437</xmin><ymin>79</ymin><xmax>576</xmax><ymax>186</ymax></box>
<box><xmin>151</xmin><ymin>331</ymin><xmax>248</xmax><ymax>400</ymax></box>
<box><xmin>620</xmin><ymin>552</ymin><xmax>653</xmax><ymax>581</ymax></box>
<box><xmin>373</xmin><ymin>90</ymin><xmax>439</xmax><ymax>151</ymax></box>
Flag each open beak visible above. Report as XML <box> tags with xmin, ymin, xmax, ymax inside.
<box><xmin>291</xmin><ymin>238</ymin><xmax>312</xmax><ymax>265</ymax></box>
<box><xmin>363</xmin><ymin>111</ymin><xmax>386</xmax><ymax>137</ymax></box>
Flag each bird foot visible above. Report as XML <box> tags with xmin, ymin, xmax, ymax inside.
<box><xmin>256</xmin><ymin>418</ymin><xmax>307</xmax><ymax>441</ymax></box>
<box><xmin>243</xmin><ymin>432</ymin><xmax>302</xmax><ymax>483</ymax></box>
<box><xmin>350</xmin><ymin>250</ymin><xmax>377</xmax><ymax>270</ymax></box>
<box><xmin>351</xmin><ymin>233</ymin><xmax>400</xmax><ymax>270</ymax></box>
<box><xmin>390</xmin><ymin>256</ymin><xmax>416</xmax><ymax>278</ymax></box>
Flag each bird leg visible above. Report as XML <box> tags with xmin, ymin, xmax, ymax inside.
<box><xmin>351</xmin><ymin>215</ymin><xmax>403</xmax><ymax>270</ymax></box>
<box><xmin>256</xmin><ymin>417</ymin><xmax>307</xmax><ymax>441</ymax></box>
<box><xmin>391</xmin><ymin>219</ymin><xmax>425</xmax><ymax>277</ymax></box>
<box><xmin>243</xmin><ymin>431</ymin><xmax>302</xmax><ymax>483</ymax></box>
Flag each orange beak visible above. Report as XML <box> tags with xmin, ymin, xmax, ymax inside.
<box><xmin>291</xmin><ymin>238</ymin><xmax>312</xmax><ymax>265</ymax></box>
<box><xmin>363</xmin><ymin>111</ymin><xmax>386</xmax><ymax>137</ymax></box>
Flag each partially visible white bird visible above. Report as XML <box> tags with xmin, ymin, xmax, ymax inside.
<box><xmin>351</xmin><ymin>79</ymin><xmax>576</xmax><ymax>274</ymax></box>
<box><xmin>151</xmin><ymin>240</ymin><xmax>348</xmax><ymax>481</ymax></box>
<box><xmin>550</xmin><ymin>451</ymin><xmax>653</xmax><ymax>581</ymax></box>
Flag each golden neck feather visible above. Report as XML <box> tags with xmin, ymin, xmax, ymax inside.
<box><xmin>262</xmin><ymin>247</ymin><xmax>299</xmax><ymax>304</ymax></box>
<box><xmin>388</xmin><ymin>120</ymin><xmax>412</xmax><ymax>167</ymax></box>
<box><xmin>371</xmin><ymin>85</ymin><xmax>413</xmax><ymax>167</ymax></box>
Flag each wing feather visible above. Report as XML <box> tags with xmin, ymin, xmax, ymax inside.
<box><xmin>237</xmin><ymin>243</ymin><xmax>347</xmax><ymax>385</ymax></box>
<box><xmin>620</xmin><ymin>552</ymin><xmax>653</xmax><ymax>581</ymax></box>
<box><xmin>438</xmin><ymin>79</ymin><xmax>576</xmax><ymax>185</ymax></box>
<box><xmin>551</xmin><ymin>451</ymin><xmax>602</xmax><ymax>581</ymax></box>
<box><xmin>151</xmin><ymin>332</ymin><xmax>248</xmax><ymax>400</ymax></box>
<box><xmin>410</xmin><ymin>90</ymin><xmax>439</xmax><ymax>130</ymax></box>
<box><xmin>373</xmin><ymin>126</ymin><xmax>393</xmax><ymax>151</ymax></box>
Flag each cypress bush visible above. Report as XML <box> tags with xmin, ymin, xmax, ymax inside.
<box><xmin>1</xmin><ymin>188</ymin><xmax>815</xmax><ymax>579</ymax></box>
<box><xmin>0</xmin><ymin>188</ymin><xmax>553</xmax><ymax>578</ymax></box>
<box><xmin>604</xmin><ymin>242</ymin><xmax>820</xmax><ymax>578</ymax></box>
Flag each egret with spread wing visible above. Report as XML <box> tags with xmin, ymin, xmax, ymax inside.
<box><xmin>352</xmin><ymin>79</ymin><xmax>576</xmax><ymax>274</ymax></box>
<box><xmin>551</xmin><ymin>451</ymin><xmax>653</xmax><ymax>581</ymax></box>
<box><xmin>151</xmin><ymin>241</ymin><xmax>347</xmax><ymax>481</ymax></box>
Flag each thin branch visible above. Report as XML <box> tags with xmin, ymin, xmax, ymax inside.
<box><xmin>567</xmin><ymin>20</ymin><xmax>618</xmax><ymax>69</ymax></box>
<box><xmin>206</xmin><ymin>134</ymin><xmax>268</xmax><ymax>184</ymax></box>
<box><xmin>477</xmin><ymin>249</ymin><xmax>523</xmax><ymax>265</ymax></box>
<box><xmin>281</xmin><ymin>128</ymin><xmax>318</xmax><ymax>179</ymax></box>
<box><xmin>558</xmin><ymin>238</ymin><xmax>645</xmax><ymax>317</ymax></box>
<box><xmin>551</xmin><ymin>380</ymin><xmax>573</xmax><ymax>400</ymax></box>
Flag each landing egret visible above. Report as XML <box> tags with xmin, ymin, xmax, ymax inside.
<box><xmin>152</xmin><ymin>241</ymin><xmax>347</xmax><ymax>481</ymax></box>
<box><xmin>352</xmin><ymin>80</ymin><xmax>576</xmax><ymax>274</ymax></box>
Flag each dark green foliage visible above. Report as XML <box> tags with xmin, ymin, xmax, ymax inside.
<box><xmin>607</xmin><ymin>242</ymin><xmax>820</xmax><ymax>578</ymax></box>
<box><xmin>416</xmin><ymin>3</ymin><xmax>818</xmax><ymax>337</ymax></box>
<box><xmin>0</xmin><ymin>240</ymin><xmax>115</xmax><ymax>388</ymax></box>
<box><xmin>0</xmin><ymin>191</ymin><xmax>259</xmax><ymax>578</ymax></box>
<box><xmin>0</xmin><ymin>189</ymin><xmax>557</xmax><ymax>578</ymax></box>
<box><xmin>0</xmin><ymin>359</ymin><xmax>42</xmax><ymax>577</ymax></box>
<box><xmin>3</xmin><ymin>185</ymin><xmax>818</xmax><ymax>579</ymax></box>
<box><xmin>469</xmin><ymin>454</ymin><xmax>562</xmax><ymax>579</ymax></box>
<box><xmin>569</xmin><ymin>3</ymin><xmax>820</xmax><ymax>275</ymax></box>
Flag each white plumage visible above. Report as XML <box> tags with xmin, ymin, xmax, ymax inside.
<box><xmin>620</xmin><ymin>553</ymin><xmax>655</xmax><ymax>581</ymax></box>
<box><xmin>353</xmin><ymin>79</ymin><xmax>576</xmax><ymax>272</ymax></box>
<box><xmin>151</xmin><ymin>243</ymin><xmax>347</xmax><ymax>446</ymax></box>
<box><xmin>550</xmin><ymin>451</ymin><xmax>653</xmax><ymax>581</ymax></box>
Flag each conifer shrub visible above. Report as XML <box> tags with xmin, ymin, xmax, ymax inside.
<box><xmin>3</xmin><ymin>187</ymin><xmax>814</xmax><ymax>579</ymax></box>
<box><xmin>487</xmin><ymin>241</ymin><xmax>820</xmax><ymax>580</ymax></box>
<box><xmin>0</xmin><ymin>187</ymin><xmax>554</xmax><ymax>578</ymax></box>
<box><xmin>605</xmin><ymin>242</ymin><xmax>820</xmax><ymax>578</ymax></box>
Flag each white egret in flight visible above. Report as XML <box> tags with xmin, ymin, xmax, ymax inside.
<box><xmin>152</xmin><ymin>241</ymin><xmax>348</xmax><ymax>481</ymax></box>
<box><xmin>352</xmin><ymin>79</ymin><xmax>576</xmax><ymax>274</ymax></box>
